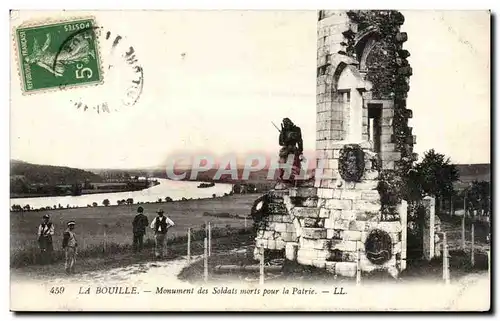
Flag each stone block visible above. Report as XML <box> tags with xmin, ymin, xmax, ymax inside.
<box><xmin>302</xmin><ymin>218</ymin><xmax>318</xmax><ymax>227</ymax></box>
<box><xmin>356</xmin><ymin>211</ymin><xmax>381</xmax><ymax>221</ymax></box>
<box><xmin>281</xmin><ymin>232</ymin><xmax>295</xmax><ymax>242</ymax></box>
<box><xmin>312</xmin><ymin>259</ymin><xmax>327</xmax><ymax>269</ymax></box>
<box><xmin>341</xmin><ymin>251</ymin><xmax>357</xmax><ymax>262</ymax></box>
<box><xmin>302</xmin><ymin>197</ymin><xmax>319</xmax><ymax>207</ymax></box>
<box><xmin>339</xmin><ymin>210</ymin><xmax>357</xmax><ymax>220</ymax></box>
<box><xmin>361</xmin><ymin>191</ymin><xmax>381</xmax><ymax>201</ymax></box>
<box><xmin>377</xmin><ymin>221</ymin><xmax>402</xmax><ymax>233</ymax></box>
<box><xmin>381</xmin><ymin>151</ymin><xmax>401</xmax><ymax>162</ymax></box>
<box><xmin>381</xmin><ymin>143</ymin><xmax>396</xmax><ymax>151</ymax></box>
<box><xmin>263</xmin><ymin>230</ymin><xmax>275</xmax><ymax>239</ymax></box>
<box><xmin>329</xmin><ymin>209</ymin><xmax>341</xmax><ymax>220</ymax></box>
<box><xmin>316</xmin><ymin>140</ymin><xmax>327</xmax><ymax>150</ymax></box>
<box><xmin>327</xmin><ymin>228</ymin><xmax>343</xmax><ymax>239</ymax></box>
<box><xmin>255</xmin><ymin>239</ymin><xmax>268</xmax><ymax>248</ymax></box>
<box><xmin>335</xmin><ymin>262</ymin><xmax>357</xmax><ymax>278</ymax></box>
<box><xmin>354</xmin><ymin>181</ymin><xmax>379</xmax><ymax>190</ymax></box>
<box><xmin>343</xmin><ymin>230</ymin><xmax>362</xmax><ymax>241</ymax></box>
<box><xmin>297</xmin><ymin>256</ymin><xmax>313</xmax><ymax>266</ymax></box>
<box><xmin>293</xmin><ymin>207</ymin><xmax>319</xmax><ymax>218</ymax></box>
<box><xmin>331</xmin><ymin>240</ymin><xmax>357</xmax><ymax>252</ymax></box>
<box><xmin>268</xmin><ymin>189</ymin><xmax>288</xmax><ymax>199</ymax></box>
<box><xmin>285</xmin><ymin>223</ymin><xmax>296</xmax><ymax>232</ymax></box>
<box><xmin>333</xmin><ymin>219</ymin><xmax>350</xmax><ymax>230</ymax></box>
<box><xmin>267</xmin><ymin>240</ymin><xmax>276</xmax><ymax>250</ymax></box>
<box><xmin>289</xmin><ymin>187</ymin><xmax>317</xmax><ymax>198</ymax></box>
<box><xmin>353</xmin><ymin>200</ymin><xmax>381</xmax><ymax>212</ymax></box>
<box><xmin>382</xmin><ymin>161</ymin><xmax>395</xmax><ymax>170</ymax></box>
<box><xmin>393</xmin><ymin>241</ymin><xmax>402</xmax><ymax>254</ymax></box>
<box><xmin>325</xmin><ymin>199</ymin><xmax>352</xmax><ymax>210</ymax></box>
<box><xmin>333</xmin><ymin>189</ymin><xmax>343</xmax><ymax>198</ymax></box>
<box><xmin>319</xmin><ymin>208</ymin><xmax>330</xmax><ymax>218</ymax></box>
<box><xmin>324</xmin><ymin>218</ymin><xmax>334</xmax><ymax>229</ymax></box>
<box><xmin>273</xmin><ymin>223</ymin><xmax>287</xmax><ymax>233</ymax></box>
<box><xmin>349</xmin><ymin>220</ymin><xmax>367</xmax><ymax>231</ymax></box>
<box><xmin>342</xmin><ymin>181</ymin><xmax>356</xmax><ymax>190</ymax></box>
<box><xmin>300</xmin><ymin>238</ymin><xmax>330</xmax><ymax>250</ymax></box>
<box><xmin>302</xmin><ymin>228</ymin><xmax>327</xmax><ymax>239</ymax></box>
<box><xmin>340</xmin><ymin>190</ymin><xmax>362</xmax><ymax>200</ymax></box>
<box><xmin>318</xmin><ymin>188</ymin><xmax>335</xmax><ymax>199</ymax></box>
<box><xmin>382</xmin><ymin>109</ymin><xmax>394</xmax><ymax>117</ymax></box>
<box><xmin>321</xmin><ymin>169</ymin><xmax>336</xmax><ymax>180</ymax></box>
<box><xmin>285</xmin><ymin>242</ymin><xmax>299</xmax><ymax>261</ymax></box>
<box><xmin>327</xmin><ymin>159</ymin><xmax>339</xmax><ymax>169</ymax></box>
<box><xmin>268</xmin><ymin>215</ymin><xmax>280</xmax><ymax>223</ymax></box>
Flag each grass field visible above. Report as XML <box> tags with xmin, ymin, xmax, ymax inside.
<box><xmin>10</xmin><ymin>194</ymin><xmax>258</xmax><ymax>267</ymax></box>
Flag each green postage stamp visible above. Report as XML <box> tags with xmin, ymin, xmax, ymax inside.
<box><xmin>14</xmin><ymin>18</ymin><xmax>103</xmax><ymax>93</ymax></box>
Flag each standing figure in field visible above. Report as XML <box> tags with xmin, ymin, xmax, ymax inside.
<box><xmin>278</xmin><ymin>118</ymin><xmax>303</xmax><ymax>184</ymax></box>
<box><xmin>62</xmin><ymin>221</ymin><xmax>78</xmax><ymax>274</ymax></box>
<box><xmin>37</xmin><ymin>214</ymin><xmax>54</xmax><ymax>264</ymax></box>
<box><xmin>150</xmin><ymin>209</ymin><xmax>175</xmax><ymax>259</ymax></box>
<box><xmin>132</xmin><ymin>206</ymin><xmax>149</xmax><ymax>253</ymax></box>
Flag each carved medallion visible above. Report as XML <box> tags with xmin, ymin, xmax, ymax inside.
<box><xmin>338</xmin><ymin>144</ymin><xmax>365</xmax><ymax>182</ymax></box>
<box><xmin>365</xmin><ymin>229</ymin><xmax>393</xmax><ymax>265</ymax></box>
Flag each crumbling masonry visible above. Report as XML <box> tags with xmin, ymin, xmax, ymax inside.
<box><xmin>253</xmin><ymin>10</ymin><xmax>416</xmax><ymax>278</ymax></box>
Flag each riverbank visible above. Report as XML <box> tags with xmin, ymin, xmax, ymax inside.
<box><xmin>11</xmin><ymin>194</ymin><xmax>258</xmax><ymax>267</ymax></box>
<box><xmin>10</xmin><ymin>178</ymin><xmax>234</xmax><ymax>210</ymax></box>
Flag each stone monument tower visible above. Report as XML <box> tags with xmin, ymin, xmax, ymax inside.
<box><xmin>253</xmin><ymin>10</ymin><xmax>415</xmax><ymax>278</ymax></box>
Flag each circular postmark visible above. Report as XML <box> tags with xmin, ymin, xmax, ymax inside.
<box><xmin>55</xmin><ymin>25</ymin><xmax>144</xmax><ymax>113</ymax></box>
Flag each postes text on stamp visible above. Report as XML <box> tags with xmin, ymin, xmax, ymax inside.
<box><xmin>15</xmin><ymin>18</ymin><xmax>103</xmax><ymax>93</ymax></box>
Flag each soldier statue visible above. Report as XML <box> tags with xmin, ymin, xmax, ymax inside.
<box><xmin>277</xmin><ymin>118</ymin><xmax>303</xmax><ymax>185</ymax></box>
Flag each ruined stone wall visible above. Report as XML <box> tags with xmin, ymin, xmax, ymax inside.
<box><xmin>254</xmin><ymin>10</ymin><xmax>415</xmax><ymax>278</ymax></box>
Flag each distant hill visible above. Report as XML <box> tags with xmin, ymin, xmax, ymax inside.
<box><xmin>453</xmin><ymin>163</ymin><xmax>490</xmax><ymax>191</ymax></box>
<box><xmin>10</xmin><ymin>160</ymin><xmax>103</xmax><ymax>186</ymax></box>
<box><xmin>455</xmin><ymin>163</ymin><xmax>490</xmax><ymax>183</ymax></box>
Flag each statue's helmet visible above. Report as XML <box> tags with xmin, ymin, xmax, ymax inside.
<box><xmin>283</xmin><ymin>118</ymin><xmax>293</xmax><ymax>127</ymax></box>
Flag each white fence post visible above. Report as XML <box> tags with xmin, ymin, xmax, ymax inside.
<box><xmin>208</xmin><ymin>222</ymin><xmax>212</xmax><ymax>257</ymax></box>
<box><xmin>461</xmin><ymin>215</ymin><xmax>466</xmax><ymax>250</ymax></box>
<box><xmin>471</xmin><ymin>224</ymin><xmax>475</xmax><ymax>267</ymax></box>
<box><xmin>204</xmin><ymin>237</ymin><xmax>208</xmax><ymax>282</ymax></box>
<box><xmin>442</xmin><ymin>232</ymin><xmax>450</xmax><ymax>285</ymax></box>
<box><xmin>399</xmin><ymin>200</ymin><xmax>408</xmax><ymax>270</ymax></box>
<box><xmin>356</xmin><ymin>247</ymin><xmax>361</xmax><ymax>286</ymax></box>
<box><xmin>259</xmin><ymin>248</ymin><xmax>264</xmax><ymax>285</ymax></box>
<box><xmin>187</xmin><ymin>228</ymin><xmax>191</xmax><ymax>264</ymax></box>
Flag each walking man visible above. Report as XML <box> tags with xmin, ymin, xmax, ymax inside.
<box><xmin>62</xmin><ymin>221</ymin><xmax>78</xmax><ymax>274</ymax></box>
<box><xmin>150</xmin><ymin>209</ymin><xmax>175</xmax><ymax>259</ymax></box>
<box><xmin>37</xmin><ymin>214</ymin><xmax>54</xmax><ymax>264</ymax></box>
<box><xmin>132</xmin><ymin>206</ymin><xmax>149</xmax><ymax>252</ymax></box>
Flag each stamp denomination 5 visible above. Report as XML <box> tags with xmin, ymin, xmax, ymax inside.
<box><xmin>14</xmin><ymin>17</ymin><xmax>103</xmax><ymax>93</ymax></box>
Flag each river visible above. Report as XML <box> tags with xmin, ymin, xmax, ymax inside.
<box><xmin>10</xmin><ymin>179</ymin><xmax>233</xmax><ymax>210</ymax></box>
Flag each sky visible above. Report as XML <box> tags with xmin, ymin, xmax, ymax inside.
<box><xmin>9</xmin><ymin>10</ymin><xmax>490</xmax><ymax>169</ymax></box>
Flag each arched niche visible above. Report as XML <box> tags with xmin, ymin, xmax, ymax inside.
<box><xmin>354</xmin><ymin>28</ymin><xmax>381</xmax><ymax>71</ymax></box>
<box><xmin>334</xmin><ymin>64</ymin><xmax>370</xmax><ymax>143</ymax></box>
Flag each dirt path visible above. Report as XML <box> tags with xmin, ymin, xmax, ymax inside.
<box><xmin>11</xmin><ymin>233</ymin><xmax>255</xmax><ymax>284</ymax></box>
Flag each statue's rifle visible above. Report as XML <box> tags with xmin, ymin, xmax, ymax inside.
<box><xmin>271</xmin><ymin>121</ymin><xmax>281</xmax><ymax>133</ymax></box>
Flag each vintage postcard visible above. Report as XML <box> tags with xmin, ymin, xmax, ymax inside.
<box><xmin>9</xmin><ymin>10</ymin><xmax>491</xmax><ymax>311</ymax></box>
